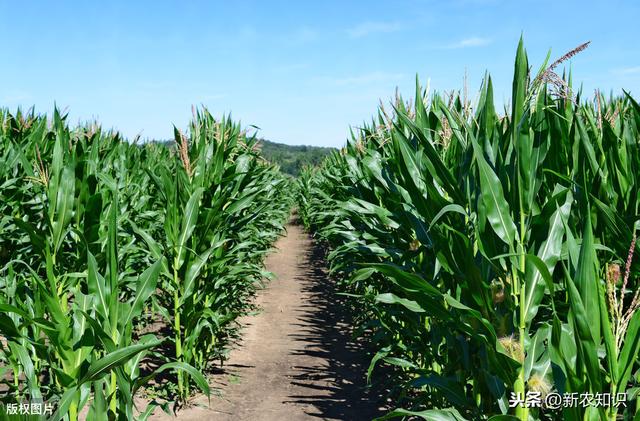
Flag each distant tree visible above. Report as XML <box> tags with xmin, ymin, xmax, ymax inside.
<box><xmin>257</xmin><ymin>139</ymin><xmax>336</xmax><ymax>176</ymax></box>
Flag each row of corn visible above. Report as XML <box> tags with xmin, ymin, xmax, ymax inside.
<box><xmin>297</xmin><ymin>39</ymin><xmax>640</xmax><ymax>420</ymax></box>
<box><xmin>0</xmin><ymin>107</ymin><xmax>292</xmax><ymax>420</ymax></box>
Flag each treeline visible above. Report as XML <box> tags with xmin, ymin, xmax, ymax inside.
<box><xmin>257</xmin><ymin>139</ymin><xmax>336</xmax><ymax>176</ymax></box>
<box><xmin>151</xmin><ymin>138</ymin><xmax>335</xmax><ymax>177</ymax></box>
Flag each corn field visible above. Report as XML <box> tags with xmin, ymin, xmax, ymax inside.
<box><xmin>2</xmin><ymin>36</ymin><xmax>640</xmax><ymax>421</ymax></box>
<box><xmin>0</xmin><ymin>107</ymin><xmax>291</xmax><ymax>420</ymax></box>
<box><xmin>297</xmin><ymin>39</ymin><xmax>640</xmax><ymax>420</ymax></box>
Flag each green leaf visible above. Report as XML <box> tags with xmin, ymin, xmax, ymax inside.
<box><xmin>617</xmin><ymin>310</ymin><xmax>640</xmax><ymax>392</ymax></box>
<box><xmin>574</xmin><ymin>211</ymin><xmax>600</xmax><ymax>346</ymax></box>
<box><xmin>87</xmin><ymin>251</ymin><xmax>110</xmax><ymax>322</ymax></box>
<box><xmin>469</xmin><ymin>131</ymin><xmax>517</xmax><ymax>247</ymax></box>
<box><xmin>79</xmin><ymin>340</ymin><xmax>162</xmax><ymax>384</ymax></box>
<box><xmin>133</xmin><ymin>361</ymin><xmax>210</xmax><ymax>398</ymax></box>
<box><xmin>564</xmin><ymin>269</ymin><xmax>602</xmax><ymax>392</ymax></box>
<box><xmin>429</xmin><ymin>204</ymin><xmax>468</xmax><ymax>230</ymax></box>
<box><xmin>122</xmin><ymin>260</ymin><xmax>162</xmax><ymax>329</ymax></box>
<box><xmin>226</xmin><ymin>191</ymin><xmax>259</xmax><ymax>214</ymax></box>
<box><xmin>50</xmin><ymin>164</ymin><xmax>76</xmax><ymax>255</ymax></box>
<box><xmin>175</xmin><ymin>187</ymin><xmax>204</xmax><ymax>269</ymax></box>
<box><xmin>8</xmin><ymin>341</ymin><xmax>42</xmax><ymax>401</ymax></box>
<box><xmin>375</xmin><ymin>293</ymin><xmax>425</xmax><ymax>313</ymax></box>
<box><xmin>374</xmin><ymin>407</ymin><xmax>467</xmax><ymax>421</ymax></box>
<box><xmin>523</xmin><ymin>191</ymin><xmax>571</xmax><ymax>322</ymax></box>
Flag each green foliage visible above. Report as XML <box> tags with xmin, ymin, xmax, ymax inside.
<box><xmin>258</xmin><ymin>139</ymin><xmax>335</xmax><ymax>176</ymax></box>
<box><xmin>0</xmin><ymin>107</ymin><xmax>291</xmax><ymax>419</ymax></box>
<box><xmin>297</xmin><ymin>40</ymin><xmax>640</xmax><ymax>420</ymax></box>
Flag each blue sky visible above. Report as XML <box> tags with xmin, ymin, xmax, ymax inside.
<box><xmin>1</xmin><ymin>1</ymin><xmax>639</xmax><ymax>147</ymax></box>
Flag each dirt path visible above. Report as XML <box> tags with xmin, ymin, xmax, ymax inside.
<box><xmin>150</xmin><ymin>220</ymin><xmax>385</xmax><ymax>420</ymax></box>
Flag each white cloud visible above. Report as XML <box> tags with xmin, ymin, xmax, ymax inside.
<box><xmin>451</xmin><ymin>0</ymin><xmax>502</xmax><ymax>6</ymax></box>
<box><xmin>190</xmin><ymin>93</ymin><xmax>226</xmax><ymax>103</ymax></box>
<box><xmin>347</xmin><ymin>21</ymin><xmax>403</xmax><ymax>38</ymax></box>
<box><xmin>238</xmin><ymin>25</ymin><xmax>257</xmax><ymax>39</ymax></box>
<box><xmin>319</xmin><ymin>72</ymin><xmax>405</xmax><ymax>87</ymax></box>
<box><xmin>2</xmin><ymin>91</ymin><xmax>32</xmax><ymax>103</ymax></box>
<box><xmin>613</xmin><ymin>66</ymin><xmax>640</xmax><ymax>75</ymax></box>
<box><xmin>294</xmin><ymin>27</ymin><xmax>319</xmax><ymax>43</ymax></box>
<box><xmin>199</xmin><ymin>93</ymin><xmax>226</xmax><ymax>101</ymax></box>
<box><xmin>272</xmin><ymin>62</ymin><xmax>310</xmax><ymax>73</ymax></box>
<box><xmin>444</xmin><ymin>36</ymin><xmax>492</xmax><ymax>49</ymax></box>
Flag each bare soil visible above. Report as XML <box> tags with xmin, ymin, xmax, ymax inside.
<box><xmin>148</xmin><ymin>219</ymin><xmax>386</xmax><ymax>420</ymax></box>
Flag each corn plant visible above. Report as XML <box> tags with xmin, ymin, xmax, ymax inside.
<box><xmin>298</xmin><ymin>38</ymin><xmax>640</xmax><ymax>420</ymax></box>
<box><xmin>133</xmin><ymin>109</ymin><xmax>291</xmax><ymax>401</ymax></box>
<box><xmin>0</xmin><ymin>112</ymin><xmax>179</xmax><ymax>420</ymax></box>
<box><xmin>0</xmin><ymin>106</ymin><xmax>286</xmax><ymax>419</ymax></box>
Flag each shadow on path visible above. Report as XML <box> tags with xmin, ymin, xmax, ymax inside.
<box><xmin>285</xmin><ymin>232</ymin><xmax>388</xmax><ymax>420</ymax></box>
